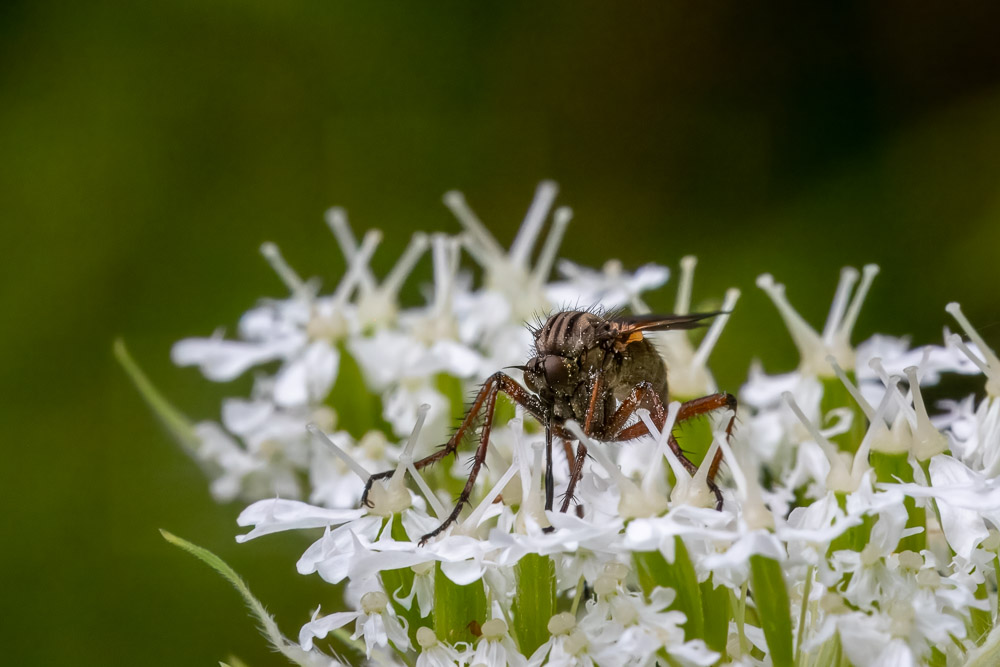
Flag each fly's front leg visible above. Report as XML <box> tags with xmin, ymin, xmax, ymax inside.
<box><xmin>360</xmin><ymin>372</ymin><xmax>544</xmax><ymax>510</ymax></box>
<box><xmin>544</xmin><ymin>425</ymin><xmax>554</xmax><ymax>512</ymax></box>
<box><xmin>417</xmin><ymin>380</ymin><xmax>502</xmax><ymax>545</ymax></box>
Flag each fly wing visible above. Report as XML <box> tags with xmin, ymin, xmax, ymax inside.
<box><xmin>611</xmin><ymin>311</ymin><xmax>725</xmax><ymax>336</ymax></box>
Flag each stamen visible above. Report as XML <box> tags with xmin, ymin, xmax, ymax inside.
<box><xmin>443</xmin><ymin>190</ymin><xmax>505</xmax><ymax>259</ymax></box>
<box><xmin>509</xmin><ymin>180</ymin><xmax>558</xmax><ymax>268</ymax></box>
<box><xmin>758</xmin><ymin>273</ymin><xmax>825</xmax><ymax>374</ymax></box>
<box><xmin>904</xmin><ymin>366</ymin><xmax>949</xmax><ymax>460</ymax></box>
<box><xmin>821</xmin><ymin>267</ymin><xmax>859</xmax><ymax>343</ymax></box>
<box><xmin>948</xmin><ymin>334</ymin><xmax>992</xmax><ymax>378</ymax></box>
<box><xmin>431</xmin><ymin>234</ymin><xmax>461</xmax><ymax>314</ymax></box>
<box><xmin>564</xmin><ymin>421</ymin><xmax>630</xmax><ymax>490</ymax></box>
<box><xmin>639</xmin><ymin>403</ymin><xmax>681</xmax><ymax>493</ymax></box>
<box><xmin>389</xmin><ymin>404</ymin><xmax>430</xmax><ymax>487</ymax></box>
<box><xmin>676</xmin><ymin>256</ymin><xmax>697</xmax><ymax>315</ymax></box>
<box><xmin>332</xmin><ymin>229</ymin><xmax>382</xmax><ymax>306</ymax></box>
<box><xmin>260</xmin><ymin>242</ymin><xmax>307</xmax><ymax>295</ymax></box>
<box><xmin>307</xmin><ymin>424</ymin><xmax>371</xmax><ymax>482</ymax></box>
<box><xmin>565</xmin><ymin>421</ymin><xmax>666</xmax><ymax>517</ymax></box>
<box><xmin>381</xmin><ymin>232</ymin><xmax>429</xmax><ymax>297</ymax></box>
<box><xmin>405</xmin><ymin>459</ymin><xmax>448</xmax><ymax>519</ymax></box>
<box><xmin>531</xmin><ymin>206</ymin><xmax>572</xmax><ymax>285</ymax></box>
<box><xmin>868</xmin><ymin>358</ymin><xmax>916</xmax><ymax>428</ymax></box>
<box><xmin>946</xmin><ymin>302</ymin><xmax>1000</xmax><ymax>396</ymax></box>
<box><xmin>849</xmin><ymin>378</ymin><xmax>899</xmax><ymax>482</ymax></box>
<box><xmin>460</xmin><ymin>460</ymin><xmax>520</xmax><ymax>531</ymax></box>
<box><xmin>324</xmin><ymin>207</ymin><xmax>377</xmax><ymax>292</ymax></box>
<box><xmin>691</xmin><ymin>437</ymin><xmax>722</xmax><ymax>491</ymax></box>
<box><xmin>638</xmin><ymin>410</ymin><xmax>693</xmax><ymax>489</ymax></box>
<box><xmin>783</xmin><ymin>392</ymin><xmax>850</xmax><ymax>490</ymax></box>
<box><xmin>715</xmin><ymin>433</ymin><xmax>773</xmax><ymax>530</ymax></box>
<box><xmin>825</xmin><ymin>354</ymin><xmax>875</xmax><ymax>419</ymax></box>
<box><xmin>692</xmin><ymin>288</ymin><xmax>741</xmax><ymax>370</ymax></box>
<box><xmin>838</xmin><ymin>264</ymin><xmax>879</xmax><ymax>343</ymax></box>
<box><xmin>514</xmin><ymin>442</ymin><xmax>550</xmax><ymax>530</ymax></box>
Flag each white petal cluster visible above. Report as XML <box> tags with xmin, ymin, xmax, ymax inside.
<box><xmin>152</xmin><ymin>184</ymin><xmax>1000</xmax><ymax>666</ymax></box>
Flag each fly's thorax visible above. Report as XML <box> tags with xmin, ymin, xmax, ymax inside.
<box><xmin>610</xmin><ymin>337</ymin><xmax>669</xmax><ymax>402</ymax></box>
<box><xmin>534</xmin><ymin>311</ymin><xmax>616</xmax><ymax>357</ymax></box>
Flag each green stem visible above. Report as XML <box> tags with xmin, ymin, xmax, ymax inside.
<box><xmin>993</xmin><ymin>554</ymin><xmax>1000</xmax><ymax>625</ymax></box>
<box><xmin>870</xmin><ymin>451</ymin><xmax>925</xmax><ymax>552</ymax></box>
<box><xmin>731</xmin><ymin>584</ymin><xmax>748</xmax><ymax>659</ymax></box>
<box><xmin>570</xmin><ymin>574</ymin><xmax>585</xmax><ymax>616</ymax></box>
<box><xmin>700</xmin><ymin>575</ymin><xmax>730</xmax><ymax>656</ymax></box>
<box><xmin>513</xmin><ymin>553</ymin><xmax>556</xmax><ymax>657</ymax></box>
<box><xmin>114</xmin><ymin>339</ymin><xmax>199</xmax><ymax>452</ymax></box>
<box><xmin>433</xmin><ymin>562</ymin><xmax>487</xmax><ymax>645</ymax></box>
<box><xmin>749</xmin><ymin>554</ymin><xmax>794</xmax><ymax>667</ymax></box>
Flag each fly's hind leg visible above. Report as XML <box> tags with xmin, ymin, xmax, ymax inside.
<box><xmin>605</xmin><ymin>385</ymin><xmax>737</xmax><ymax>510</ymax></box>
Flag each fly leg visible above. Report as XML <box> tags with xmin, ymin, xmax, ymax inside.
<box><xmin>558</xmin><ymin>374</ymin><xmax>604</xmax><ymax>513</ymax></box>
<box><xmin>358</xmin><ymin>372</ymin><xmax>545</xmax><ymax>543</ymax></box>
<box><xmin>605</xmin><ymin>385</ymin><xmax>737</xmax><ymax>510</ymax></box>
<box><xmin>675</xmin><ymin>392</ymin><xmax>738</xmax><ymax>492</ymax></box>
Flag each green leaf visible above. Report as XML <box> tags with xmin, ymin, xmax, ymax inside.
<box><xmin>870</xmin><ymin>451</ymin><xmax>925</xmax><ymax>552</ymax></box>
<box><xmin>513</xmin><ymin>553</ymin><xmax>556</xmax><ymax>656</ymax></box>
<box><xmin>634</xmin><ymin>537</ymin><xmax>704</xmax><ymax>641</ymax></box>
<box><xmin>748</xmin><ymin>554</ymin><xmax>793</xmax><ymax>667</ymax></box>
<box><xmin>160</xmin><ymin>530</ymin><xmax>348</xmax><ymax>666</ymax></box>
<box><xmin>433</xmin><ymin>561</ymin><xmax>487</xmax><ymax>645</ymax></box>
<box><xmin>114</xmin><ymin>339</ymin><xmax>199</xmax><ymax>453</ymax></box>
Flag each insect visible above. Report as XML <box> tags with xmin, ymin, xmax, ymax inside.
<box><xmin>361</xmin><ymin>309</ymin><xmax>738</xmax><ymax>544</ymax></box>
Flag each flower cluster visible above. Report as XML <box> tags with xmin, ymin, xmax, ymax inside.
<box><xmin>128</xmin><ymin>183</ymin><xmax>1000</xmax><ymax>666</ymax></box>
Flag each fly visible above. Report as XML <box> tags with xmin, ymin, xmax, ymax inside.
<box><xmin>361</xmin><ymin>309</ymin><xmax>737</xmax><ymax>544</ymax></box>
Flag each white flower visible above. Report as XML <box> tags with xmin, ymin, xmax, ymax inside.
<box><xmin>415</xmin><ymin>627</ymin><xmax>469</xmax><ymax>667</ymax></box>
<box><xmin>299</xmin><ymin>590</ymin><xmax>410</xmax><ymax>657</ymax></box>
<box><xmin>445</xmin><ymin>181</ymin><xmax>568</xmax><ymax>321</ymax></box>
<box><xmin>469</xmin><ymin>619</ymin><xmax>527</xmax><ymax>667</ymax></box>
<box><xmin>757</xmin><ymin>264</ymin><xmax>879</xmax><ymax>376</ymax></box>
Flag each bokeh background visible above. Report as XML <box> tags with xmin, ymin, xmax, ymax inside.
<box><xmin>3</xmin><ymin>2</ymin><xmax>1000</xmax><ymax>664</ymax></box>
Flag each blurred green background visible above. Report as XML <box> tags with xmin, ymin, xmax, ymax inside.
<box><xmin>3</xmin><ymin>1</ymin><xmax>1000</xmax><ymax>664</ymax></box>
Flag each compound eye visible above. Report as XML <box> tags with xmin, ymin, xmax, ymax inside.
<box><xmin>523</xmin><ymin>359</ymin><xmax>544</xmax><ymax>392</ymax></box>
<box><xmin>543</xmin><ymin>354</ymin><xmax>572</xmax><ymax>386</ymax></box>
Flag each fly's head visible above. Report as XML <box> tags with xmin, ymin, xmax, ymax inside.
<box><xmin>522</xmin><ymin>311</ymin><xmax>620</xmax><ymax>407</ymax></box>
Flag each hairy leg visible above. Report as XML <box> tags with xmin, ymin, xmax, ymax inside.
<box><xmin>605</xmin><ymin>386</ymin><xmax>738</xmax><ymax>510</ymax></box>
<box><xmin>359</xmin><ymin>373</ymin><xmax>545</xmax><ymax>542</ymax></box>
